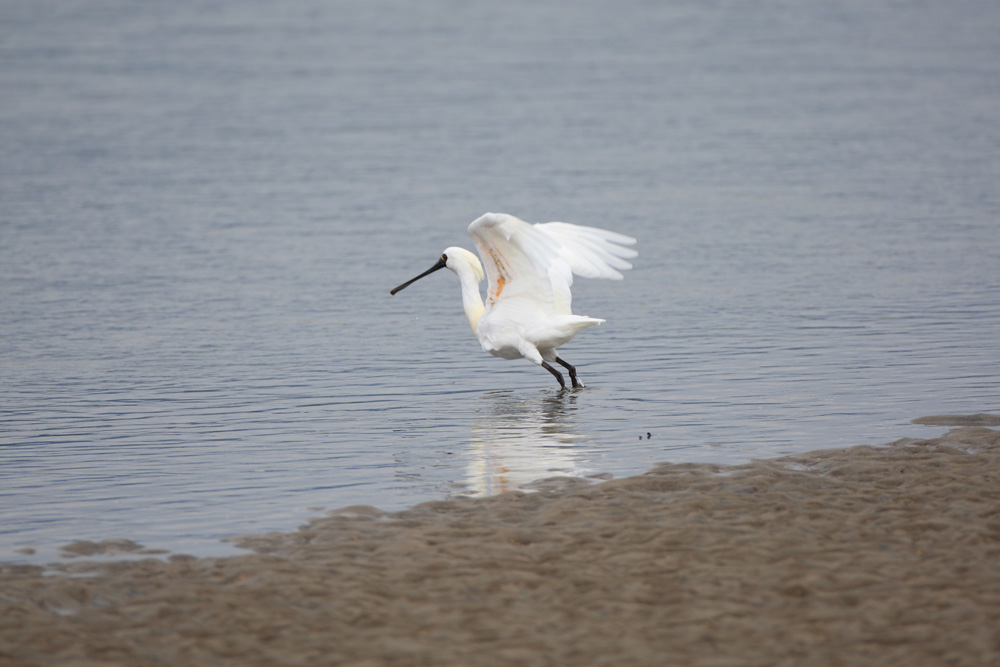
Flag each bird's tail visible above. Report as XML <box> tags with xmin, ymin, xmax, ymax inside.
<box><xmin>532</xmin><ymin>315</ymin><xmax>604</xmax><ymax>355</ymax></box>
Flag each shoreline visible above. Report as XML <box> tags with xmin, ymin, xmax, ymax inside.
<box><xmin>3</xmin><ymin>420</ymin><xmax>999</xmax><ymax>665</ymax></box>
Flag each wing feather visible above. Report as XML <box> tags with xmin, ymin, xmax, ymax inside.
<box><xmin>534</xmin><ymin>222</ymin><xmax>637</xmax><ymax>279</ymax></box>
<box><xmin>468</xmin><ymin>212</ymin><xmax>637</xmax><ymax>316</ymax></box>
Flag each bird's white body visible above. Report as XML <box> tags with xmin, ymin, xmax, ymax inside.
<box><xmin>391</xmin><ymin>212</ymin><xmax>637</xmax><ymax>388</ymax></box>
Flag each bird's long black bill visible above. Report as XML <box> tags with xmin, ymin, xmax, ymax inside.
<box><xmin>390</xmin><ymin>257</ymin><xmax>447</xmax><ymax>295</ymax></box>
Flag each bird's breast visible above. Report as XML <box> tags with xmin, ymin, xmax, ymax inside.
<box><xmin>475</xmin><ymin>312</ymin><xmax>525</xmax><ymax>360</ymax></box>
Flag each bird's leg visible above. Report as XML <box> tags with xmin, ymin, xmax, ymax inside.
<box><xmin>555</xmin><ymin>357</ymin><xmax>583</xmax><ymax>388</ymax></box>
<box><xmin>540</xmin><ymin>361</ymin><xmax>566</xmax><ymax>389</ymax></box>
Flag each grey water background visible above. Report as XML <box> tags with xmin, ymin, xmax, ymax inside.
<box><xmin>2</xmin><ymin>1</ymin><xmax>998</xmax><ymax>563</ymax></box>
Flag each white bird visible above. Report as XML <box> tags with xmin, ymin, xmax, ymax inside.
<box><xmin>390</xmin><ymin>212</ymin><xmax>637</xmax><ymax>389</ymax></box>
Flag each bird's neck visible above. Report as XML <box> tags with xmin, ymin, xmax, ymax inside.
<box><xmin>457</xmin><ymin>268</ymin><xmax>485</xmax><ymax>333</ymax></box>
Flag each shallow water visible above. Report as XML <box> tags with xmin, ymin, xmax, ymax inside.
<box><xmin>2</xmin><ymin>0</ymin><xmax>998</xmax><ymax>562</ymax></box>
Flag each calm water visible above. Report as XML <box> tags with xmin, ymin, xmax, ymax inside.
<box><xmin>2</xmin><ymin>1</ymin><xmax>998</xmax><ymax>563</ymax></box>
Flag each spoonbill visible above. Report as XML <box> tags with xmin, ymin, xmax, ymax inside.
<box><xmin>390</xmin><ymin>212</ymin><xmax>637</xmax><ymax>389</ymax></box>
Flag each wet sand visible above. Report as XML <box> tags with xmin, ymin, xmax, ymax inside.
<box><xmin>2</xmin><ymin>422</ymin><xmax>999</xmax><ymax>666</ymax></box>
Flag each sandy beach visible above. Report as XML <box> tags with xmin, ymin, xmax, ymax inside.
<box><xmin>2</xmin><ymin>418</ymin><xmax>999</xmax><ymax>666</ymax></box>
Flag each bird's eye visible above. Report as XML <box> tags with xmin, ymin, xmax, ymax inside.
<box><xmin>441</xmin><ymin>254</ymin><xmax>448</xmax><ymax>261</ymax></box>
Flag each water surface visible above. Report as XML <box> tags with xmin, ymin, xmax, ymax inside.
<box><xmin>2</xmin><ymin>1</ymin><xmax>998</xmax><ymax>562</ymax></box>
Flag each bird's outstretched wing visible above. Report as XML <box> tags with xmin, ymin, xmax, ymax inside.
<box><xmin>534</xmin><ymin>221</ymin><xmax>637</xmax><ymax>280</ymax></box>
<box><xmin>467</xmin><ymin>212</ymin><xmax>636</xmax><ymax>315</ymax></box>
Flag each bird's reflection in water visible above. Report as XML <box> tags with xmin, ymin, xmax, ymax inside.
<box><xmin>463</xmin><ymin>390</ymin><xmax>592</xmax><ymax>497</ymax></box>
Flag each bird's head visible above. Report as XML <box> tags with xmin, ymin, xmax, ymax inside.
<box><xmin>390</xmin><ymin>247</ymin><xmax>483</xmax><ymax>295</ymax></box>
<box><xmin>440</xmin><ymin>247</ymin><xmax>484</xmax><ymax>282</ymax></box>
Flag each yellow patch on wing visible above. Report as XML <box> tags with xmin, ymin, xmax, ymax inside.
<box><xmin>492</xmin><ymin>275</ymin><xmax>506</xmax><ymax>301</ymax></box>
<box><xmin>487</xmin><ymin>247</ymin><xmax>510</xmax><ymax>304</ymax></box>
